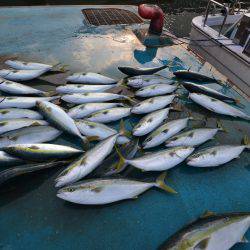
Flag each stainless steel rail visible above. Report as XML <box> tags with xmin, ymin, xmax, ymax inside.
<box><xmin>203</xmin><ymin>0</ymin><xmax>229</xmax><ymax>36</ymax></box>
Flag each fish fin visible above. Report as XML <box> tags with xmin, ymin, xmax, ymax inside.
<box><xmin>216</xmin><ymin>120</ymin><xmax>227</xmax><ymax>133</ymax></box>
<box><xmin>119</xmin><ymin>119</ymin><xmax>131</xmax><ymax>138</ymax></box>
<box><xmin>80</xmin><ymin>136</ymin><xmax>89</xmax><ymax>151</ymax></box>
<box><xmin>42</xmin><ymin>90</ymin><xmax>57</xmax><ymax>97</ymax></box>
<box><xmin>124</xmin><ymin>96</ymin><xmax>138</xmax><ymax>105</ymax></box>
<box><xmin>132</xmin><ymin>196</ymin><xmax>138</xmax><ymax>199</ymax></box>
<box><xmin>155</xmin><ymin>172</ymin><xmax>177</xmax><ymax>194</ymax></box>
<box><xmin>194</xmin><ymin>237</ymin><xmax>210</xmax><ymax>250</ymax></box>
<box><xmin>234</xmin><ymin>98</ymin><xmax>241</xmax><ymax>105</ymax></box>
<box><xmin>240</xmin><ymin>236</ymin><xmax>248</xmax><ymax>243</ymax></box>
<box><xmin>114</xmin><ymin>145</ymin><xmax>127</xmax><ymax>172</ymax></box>
<box><xmin>241</xmin><ymin>135</ymin><xmax>249</xmax><ymax>146</ymax></box>
<box><xmin>200</xmin><ymin>211</ymin><xmax>216</xmax><ymax>218</ymax></box>
<box><xmin>170</xmin><ymin>103</ymin><xmax>183</xmax><ymax>112</ymax></box>
<box><xmin>86</xmin><ymin>136</ymin><xmax>100</xmax><ymax>142</ymax></box>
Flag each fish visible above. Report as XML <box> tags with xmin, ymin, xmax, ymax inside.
<box><xmin>117</xmin><ymin>146</ymin><xmax>194</xmax><ymax>171</ymax></box>
<box><xmin>57</xmin><ymin>172</ymin><xmax>176</xmax><ymax>205</ymax></box>
<box><xmin>36</xmin><ymin>101</ymin><xmax>85</xmax><ymax>141</ymax></box>
<box><xmin>189</xmin><ymin>93</ymin><xmax>250</xmax><ymax>120</ymax></box>
<box><xmin>118</xmin><ymin>65</ymin><xmax>167</xmax><ymax>76</ymax></box>
<box><xmin>182</xmin><ymin>81</ymin><xmax>237</xmax><ymax>102</ymax></box>
<box><xmin>0</xmin><ymin>108</ymin><xmax>42</xmax><ymax>120</ymax></box>
<box><xmin>75</xmin><ymin>120</ymin><xmax>130</xmax><ymax>144</ymax></box>
<box><xmin>4</xmin><ymin>143</ymin><xmax>83</xmax><ymax>161</ymax></box>
<box><xmin>0</xmin><ymin>151</ymin><xmax>25</xmax><ymax>167</ymax></box>
<box><xmin>165</xmin><ymin>128</ymin><xmax>220</xmax><ymax>147</ymax></box>
<box><xmin>186</xmin><ymin>145</ymin><xmax>246</xmax><ymax>167</ymax></box>
<box><xmin>55</xmin><ymin>134</ymin><xmax>119</xmax><ymax>188</ymax></box>
<box><xmin>0</xmin><ymin>69</ymin><xmax>47</xmax><ymax>81</ymax></box>
<box><xmin>0</xmin><ymin>119</ymin><xmax>48</xmax><ymax>135</ymax></box>
<box><xmin>173</xmin><ymin>70</ymin><xmax>217</xmax><ymax>82</ymax></box>
<box><xmin>133</xmin><ymin>108</ymin><xmax>170</xmax><ymax>136</ymax></box>
<box><xmin>5</xmin><ymin>59</ymin><xmax>53</xmax><ymax>71</ymax></box>
<box><xmin>0</xmin><ymin>77</ymin><xmax>46</xmax><ymax>96</ymax></box>
<box><xmin>126</xmin><ymin>75</ymin><xmax>174</xmax><ymax>89</ymax></box>
<box><xmin>0</xmin><ymin>96</ymin><xmax>59</xmax><ymax>109</ymax></box>
<box><xmin>68</xmin><ymin>102</ymin><xmax>124</xmax><ymax>119</ymax></box>
<box><xmin>131</xmin><ymin>95</ymin><xmax>176</xmax><ymax>114</ymax></box>
<box><xmin>61</xmin><ymin>93</ymin><xmax>129</xmax><ymax>104</ymax></box>
<box><xmin>159</xmin><ymin>212</ymin><xmax>250</xmax><ymax>250</ymax></box>
<box><xmin>37</xmin><ymin>101</ymin><xmax>86</xmax><ymax>141</ymax></box>
<box><xmin>92</xmin><ymin>138</ymin><xmax>139</xmax><ymax>177</ymax></box>
<box><xmin>142</xmin><ymin>118</ymin><xmax>191</xmax><ymax>149</ymax></box>
<box><xmin>86</xmin><ymin>107</ymin><xmax>131</xmax><ymax>123</ymax></box>
<box><xmin>0</xmin><ymin>125</ymin><xmax>62</xmax><ymax>148</ymax></box>
<box><xmin>66</xmin><ymin>72</ymin><xmax>117</xmax><ymax>84</ymax></box>
<box><xmin>0</xmin><ymin>160</ymin><xmax>69</xmax><ymax>186</ymax></box>
<box><xmin>56</xmin><ymin>84</ymin><xmax>116</xmax><ymax>94</ymax></box>
<box><xmin>135</xmin><ymin>84</ymin><xmax>177</xmax><ymax>97</ymax></box>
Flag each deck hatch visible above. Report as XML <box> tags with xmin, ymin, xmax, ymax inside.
<box><xmin>82</xmin><ymin>8</ymin><xmax>144</xmax><ymax>26</ymax></box>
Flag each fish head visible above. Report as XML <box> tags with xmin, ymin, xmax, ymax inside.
<box><xmin>57</xmin><ymin>185</ymin><xmax>81</xmax><ymax>202</ymax></box>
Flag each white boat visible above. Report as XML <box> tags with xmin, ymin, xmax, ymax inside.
<box><xmin>189</xmin><ymin>0</ymin><xmax>250</xmax><ymax>96</ymax></box>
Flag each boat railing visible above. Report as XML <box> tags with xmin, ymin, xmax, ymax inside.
<box><xmin>203</xmin><ymin>0</ymin><xmax>229</xmax><ymax>36</ymax></box>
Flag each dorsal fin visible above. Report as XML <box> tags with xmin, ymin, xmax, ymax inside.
<box><xmin>200</xmin><ymin>211</ymin><xmax>216</xmax><ymax>219</ymax></box>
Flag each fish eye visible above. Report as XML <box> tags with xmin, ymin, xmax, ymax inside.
<box><xmin>67</xmin><ymin>187</ymin><xmax>75</xmax><ymax>192</ymax></box>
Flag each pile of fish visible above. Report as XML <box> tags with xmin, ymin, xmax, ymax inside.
<box><xmin>0</xmin><ymin>60</ymin><xmax>249</xmax><ymax>249</ymax></box>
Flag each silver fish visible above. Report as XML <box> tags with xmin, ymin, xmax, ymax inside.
<box><xmin>118</xmin><ymin>146</ymin><xmax>194</xmax><ymax>171</ymax></box>
<box><xmin>56</xmin><ymin>84</ymin><xmax>116</xmax><ymax>94</ymax></box>
<box><xmin>131</xmin><ymin>95</ymin><xmax>176</xmax><ymax>114</ymax></box>
<box><xmin>5</xmin><ymin>60</ymin><xmax>53</xmax><ymax>71</ymax></box>
<box><xmin>36</xmin><ymin>101</ymin><xmax>84</xmax><ymax>140</ymax></box>
<box><xmin>4</xmin><ymin>143</ymin><xmax>83</xmax><ymax>161</ymax></box>
<box><xmin>127</xmin><ymin>75</ymin><xmax>174</xmax><ymax>88</ymax></box>
<box><xmin>142</xmin><ymin>118</ymin><xmax>191</xmax><ymax>149</ymax></box>
<box><xmin>118</xmin><ymin>65</ymin><xmax>167</xmax><ymax>76</ymax></box>
<box><xmin>165</xmin><ymin>128</ymin><xmax>220</xmax><ymax>147</ymax></box>
<box><xmin>57</xmin><ymin>172</ymin><xmax>176</xmax><ymax>205</ymax></box>
<box><xmin>86</xmin><ymin>107</ymin><xmax>131</xmax><ymax>123</ymax></box>
<box><xmin>187</xmin><ymin>145</ymin><xmax>246</xmax><ymax>167</ymax></box>
<box><xmin>0</xmin><ymin>108</ymin><xmax>42</xmax><ymax>120</ymax></box>
<box><xmin>133</xmin><ymin>108</ymin><xmax>170</xmax><ymax>136</ymax></box>
<box><xmin>76</xmin><ymin>120</ymin><xmax>129</xmax><ymax>144</ymax></box>
<box><xmin>135</xmin><ymin>84</ymin><xmax>177</xmax><ymax>97</ymax></box>
<box><xmin>0</xmin><ymin>69</ymin><xmax>47</xmax><ymax>81</ymax></box>
<box><xmin>0</xmin><ymin>125</ymin><xmax>62</xmax><ymax>148</ymax></box>
<box><xmin>0</xmin><ymin>96</ymin><xmax>59</xmax><ymax>109</ymax></box>
<box><xmin>0</xmin><ymin>119</ymin><xmax>48</xmax><ymax>135</ymax></box>
<box><xmin>0</xmin><ymin>151</ymin><xmax>25</xmax><ymax>167</ymax></box>
<box><xmin>55</xmin><ymin>134</ymin><xmax>119</xmax><ymax>187</ymax></box>
<box><xmin>68</xmin><ymin>102</ymin><xmax>123</xmax><ymax>119</ymax></box>
<box><xmin>66</xmin><ymin>72</ymin><xmax>117</xmax><ymax>84</ymax></box>
<box><xmin>190</xmin><ymin>93</ymin><xmax>250</xmax><ymax>120</ymax></box>
<box><xmin>160</xmin><ymin>212</ymin><xmax>250</xmax><ymax>250</ymax></box>
<box><xmin>61</xmin><ymin>93</ymin><xmax>128</xmax><ymax>104</ymax></box>
<box><xmin>0</xmin><ymin>77</ymin><xmax>45</xmax><ymax>96</ymax></box>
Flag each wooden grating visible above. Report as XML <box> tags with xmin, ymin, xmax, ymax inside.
<box><xmin>82</xmin><ymin>8</ymin><xmax>144</xmax><ymax>26</ymax></box>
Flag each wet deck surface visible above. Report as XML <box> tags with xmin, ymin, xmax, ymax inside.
<box><xmin>0</xmin><ymin>6</ymin><xmax>250</xmax><ymax>250</ymax></box>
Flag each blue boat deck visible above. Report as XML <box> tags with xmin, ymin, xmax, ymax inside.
<box><xmin>0</xmin><ymin>5</ymin><xmax>249</xmax><ymax>250</ymax></box>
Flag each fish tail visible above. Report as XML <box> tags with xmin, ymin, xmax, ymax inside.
<box><xmin>234</xmin><ymin>98</ymin><xmax>241</xmax><ymax>105</ymax></box>
<box><xmin>216</xmin><ymin>120</ymin><xmax>227</xmax><ymax>132</ymax></box>
<box><xmin>155</xmin><ymin>172</ymin><xmax>177</xmax><ymax>194</ymax></box>
<box><xmin>114</xmin><ymin>145</ymin><xmax>127</xmax><ymax>172</ymax></box>
<box><xmin>119</xmin><ymin>119</ymin><xmax>131</xmax><ymax>138</ymax></box>
<box><xmin>241</xmin><ymin>135</ymin><xmax>250</xmax><ymax>150</ymax></box>
<box><xmin>170</xmin><ymin>103</ymin><xmax>183</xmax><ymax>112</ymax></box>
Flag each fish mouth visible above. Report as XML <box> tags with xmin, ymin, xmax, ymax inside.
<box><xmin>55</xmin><ymin>177</ymin><xmax>65</xmax><ymax>188</ymax></box>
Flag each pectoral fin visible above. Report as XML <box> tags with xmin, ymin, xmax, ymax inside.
<box><xmin>194</xmin><ymin>237</ymin><xmax>210</xmax><ymax>250</ymax></box>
